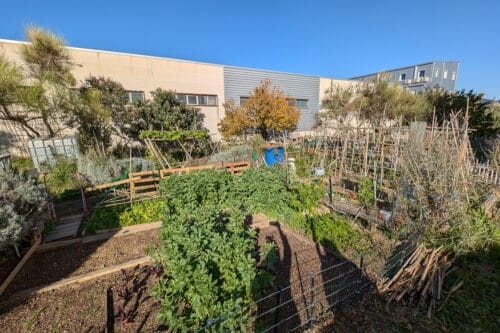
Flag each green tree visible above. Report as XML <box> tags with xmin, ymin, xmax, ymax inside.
<box><xmin>126</xmin><ymin>89</ymin><xmax>204</xmax><ymax>140</ymax></box>
<box><xmin>425</xmin><ymin>88</ymin><xmax>499</xmax><ymax>157</ymax></box>
<box><xmin>321</xmin><ymin>85</ymin><xmax>357</xmax><ymax>122</ymax></box>
<box><xmin>354</xmin><ymin>79</ymin><xmax>431</xmax><ymax>126</ymax></box>
<box><xmin>68</xmin><ymin>76</ymin><xmax>128</xmax><ymax>152</ymax></box>
<box><xmin>0</xmin><ymin>54</ymin><xmax>43</xmax><ymax>137</ymax></box>
<box><xmin>20</xmin><ymin>26</ymin><xmax>77</xmax><ymax>137</ymax></box>
<box><xmin>426</xmin><ymin>87</ymin><xmax>500</xmax><ymax>139</ymax></box>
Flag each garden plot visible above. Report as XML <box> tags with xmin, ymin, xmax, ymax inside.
<box><xmin>0</xmin><ymin>216</ymin><xmax>369</xmax><ymax>332</ymax></box>
<box><xmin>2</xmin><ymin>228</ymin><xmax>160</xmax><ymax>298</ymax></box>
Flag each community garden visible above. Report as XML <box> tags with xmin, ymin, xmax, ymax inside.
<box><xmin>0</xmin><ymin>26</ymin><xmax>499</xmax><ymax>332</ymax></box>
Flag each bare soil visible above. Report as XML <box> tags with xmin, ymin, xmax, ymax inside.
<box><xmin>2</xmin><ymin>228</ymin><xmax>160</xmax><ymax>298</ymax></box>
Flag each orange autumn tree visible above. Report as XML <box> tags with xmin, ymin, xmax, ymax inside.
<box><xmin>219</xmin><ymin>79</ymin><xmax>300</xmax><ymax>140</ymax></box>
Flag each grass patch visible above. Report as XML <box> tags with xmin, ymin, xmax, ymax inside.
<box><xmin>84</xmin><ymin>199</ymin><xmax>164</xmax><ymax>233</ymax></box>
<box><xmin>11</xmin><ymin>155</ymin><xmax>34</xmax><ymax>171</ymax></box>
<box><xmin>23</xmin><ymin>306</ymin><xmax>43</xmax><ymax>332</ymax></box>
<box><xmin>437</xmin><ymin>244</ymin><xmax>500</xmax><ymax>331</ymax></box>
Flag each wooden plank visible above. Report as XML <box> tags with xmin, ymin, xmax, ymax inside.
<box><xmin>37</xmin><ymin>221</ymin><xmax>162</xmax><ymax>253</ymax></box>
<box><xmin>85</xmin><ymin>178</ymin><xmax>131</xmax><ymax>192</ymax></box>
<box><xmin>133</xmin><ymin>177</ymin><xmax>159</xmax><ymax>184</ymax></box>
<box><xmin>7</xmin><ymin>256</ymin><xmax>153</xmax><ymax>300</ymax></box>
<box><xmin>0</xmin><ymin>237</ymin><xmax>41</xmax><ymax>296</ymax></box>
<box><xmin>130</xmin><ymin>169</ymin><xmax>158</xmax><ymax>177</ymax></box>
<box><xmin>134</xmin><ymin>184</ymin><xmax>159</xmax><ymax>191</ymax></box>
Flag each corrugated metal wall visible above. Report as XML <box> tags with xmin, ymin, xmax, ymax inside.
<box><xmin>223</xmin><ymin>66</ymin><xmax>320</xmax><ymax>131</ymax></box>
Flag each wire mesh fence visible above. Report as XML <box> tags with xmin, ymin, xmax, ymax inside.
<box><xmin>195</xmin><ymin>255</ymin><xmax>374</xmax><ymax>332</ymax></box>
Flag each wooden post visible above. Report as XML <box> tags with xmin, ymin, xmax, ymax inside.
<box><xmin>129</xmin><ymin>171</ymin><xmax>135</xmax><ymax>202</ymax></box>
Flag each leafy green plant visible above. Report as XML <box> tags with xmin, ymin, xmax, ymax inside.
<box><xmin>41</xmin><ymin>157</ymin><xmax>80</xmax><ymax>197</ymax></box>
<box><xmin>305</xmin><ymin>213</ymin><xmax>366</xmax><ymax>253</ymax></box>
<box><xmin>151</xmin><ymin>207</ymin><xmax>256</xmax><ymax>331</ymax></box>
<box><xmin>139</xmin><ymin>129</ymin><xmax>209</xmax><ymax>141</ymax></box>
<box><xmin>84</xmin><ymin>199</ymin><xmax>163</xmax><ymax>233</ymax></box>
<box><xmin>11</xmin><ymin>155</ymin><xmax>34</xmax><ymax>171</ymax></box>
<box><xmin>357</xmin><ymin>177</ymin><xmax>375</xmax><ymax>206</ymax></box>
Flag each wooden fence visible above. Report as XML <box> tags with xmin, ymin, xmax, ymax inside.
<box><xmin>85</xmin><ymin>160</ymin><xmax>252</xmax><ymax>199</ymax></box>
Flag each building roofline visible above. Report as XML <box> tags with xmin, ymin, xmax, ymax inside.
<box><xmin>0</xmin><ymin>38</ymin><xmax>349</xmax><ymax>82</ymax></box>
<box><xmin>349</xmin><ymin>60</ymin><xmax>459</xmax><ymax>80</ymax></box>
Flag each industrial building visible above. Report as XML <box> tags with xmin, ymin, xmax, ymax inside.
<box><xmin>0</xmin><ymin>39</ymin><xmax>357</xmax><ymax>146</ymax></box>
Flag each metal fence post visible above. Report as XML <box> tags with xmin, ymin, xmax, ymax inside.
<box><xmin>358</xmin><ymin>253</ymin><xmax>365</xmax><ymax>295</ymax></box>
<box><xmin>309</xmin><ymin>272</ymin><xmax>316</xmax><ymax>328</ymax></box>
<box><xmin>206</xmin><ymin>318</ymin><xmax>214</xmax><ymax>333</ymax></box>
<box><xmin>328</xmin><ymin>175</ymin><xmax>333</xmax><ymax>204</ymax></box>
<box><xmin>273</xmin><ymin>287</ymin><xmax>282</xmax><ymax>333</ymax></box>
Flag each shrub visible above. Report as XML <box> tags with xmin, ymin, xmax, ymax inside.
<box><xmin>41</xmin><ymin>157</ymin><xmax>80</xmax><ymax>196</ymax></box>
<box><xmin>85</xmin><ymin>199</ymin><xmax>164</xmax><ymax>233</ymax></box>
<box><xmin>152</xmin><ymin>207</ymin><xmax>256</xmax><ymax>331</ymax></box>
<box><xmin>208</xmin><ymin>145</ymin><xmax>253</xmax><ymax>163</ymax></box>
<box><xmin>0</xmin><ymin>172</ymin><xmax>47</xmax><ymax>251</ymax></box>
<box><xmin>77</xmin><ymin>151</ymin><xmax>121</xmax><ymax>186</ymax></box>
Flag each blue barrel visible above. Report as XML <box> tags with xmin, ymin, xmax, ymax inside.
<box><xmin>264</xmin><ymin>146</ymin><xmax>284</xmax><ymax>165</ymax></box>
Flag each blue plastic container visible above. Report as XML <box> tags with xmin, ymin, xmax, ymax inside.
<box><xmin>264</xmin><ymin>146</ymin><xmax>284</xmax><ymax>166</ymax></box>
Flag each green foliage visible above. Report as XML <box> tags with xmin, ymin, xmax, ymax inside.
<box><xmin>161</xmin><ymin>169</ymin><xmax>232</xmax><ymax>212</ymax></box>
<box><xmin>437</xmin><ymin>245</ymin><xmax>500</xmax><ymax>332</ymax></box>
<box><xmin>357</xmin><ymin>177</ymin><xmax>375</xmax><ymax>206</ymax></box>
<box><xmin>356</xmin><ymin>79</ymin><xmax>431</xmax><ymax>125</ymax></box>
<box><xmin>0</xmin><ymin>172</ymin><xmax>47</xmax><ymax>251</ymax></box>
<box><xmin>41</xmin><ymin>157</ymin><xmax>80</xmax><ymax>197</ymax></box>
<box><xmin>69</xmin><ymin>76</ymin><xmax>128</xmax><ymax>152</ymax></box>
<box><xmin>446</xmin><ymin>208</ymin><xmax>500</xmax><ymax>255</ymax></box>
<box><xmin>305</xmin><ymin>214</ymin><xmax>365</xmax><ymax>253</ymax></box>
<box><xmin>84</xmin><ymin>199</ymin><xmax>164</xmax><ymax>234</ymax></box>
<box><xmin>139</xmin><ymin>129</ymin><xmax>209</xmax><ymax>141</ymax></box>
<box><xmin>152</xmin><ymin>207</ymin><xmax>256</xmax><ymax>331</ymax></box>
<box><xmin>77</xmin><ymin>151</ymin><xmax>121</xmax><ymax>186</ymax></box>
<box><xmin>253</xmin><ymin>240</ymin><xmax>279</xmax><ymax>295</ymax></box>
<box><xmin>20</xmin><ymin>26</ymin><xmax>77</xmax><ymax>137</ymax></box>
<box><xmin>288</xmin><ymin>180</ymin><xmax>325</xmax><ymax>214</ymax></box>
<box><xmin>208</xmin><ymin>145</ymin><xmax>253</xmax><ymax>163</ymax></box>
<box><xmin>11</xmin><ymin>155</ymin><xmax>34</xmax><ymax>171</ymax></box>
<box><xmin>126</xmin><ymin>89</ymin><xmax>204</xmax><ymax>140</ymax></box>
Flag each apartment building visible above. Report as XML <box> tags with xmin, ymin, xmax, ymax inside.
<box><xmin>350</xmin><ymin>61</ymin><xmax>459</xmax><ymax>94</ymax></box>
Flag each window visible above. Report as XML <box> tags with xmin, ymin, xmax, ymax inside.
<box><xmin>296</xmin><ymin>99</ymin><xmax>309</xmax><ymax>109</ymax></box>
<box><xmin>187</xmin><ymin>95</ymin><xmax>197</xmax><ymax>105</ymax></box>
<box><xmin>419</xmin><ymin>70</ymin><xmax>426</xmax><ymax>78</ymax></box>
<box><xmin>399</xmin><ymin>73</ymin><xmax>406</xmax><ymax>81</ymax></box>
<box><xmin>207</xmin><ymin>95</ymin><xmax>217</xmax><ymax>105</ymax></box>
<box><xmin>286</xmin><ymin>98</ymin><xmax>308</xmax><ymax>109</ymax></box>
<box><xmin>175</xmin><ymin>94</ymin><xmax>186</xmax><ymax>104</ymax></box>
<box><xmin>125</xmin><ymin>91</ymin><xmax>145</xmax><ymax>104</ymax></box>
<box><xmin>443</xmin><ymin>70</ymin><xmax>448</xmax><ymax>79</ymax></box>
<box><xmin>434</xmin><ymin>68</ymin><xmax>439</xmax><ymax>77</ymax></box>
<box><xmin>451</xmin><ymin>72</ymin><xmax>456</xmax><ymax>80</ymax></box>
<box><xmin>175</xmin><ymin>93</ymin><xmax>218</xmax><ymax>106</ymax></box>
<box><xmin>240</xmin><ymin>96</ymin><xmax>249</xmax><ymax>105</ymax></box>
<box><xmin>198</xmin><ymin>95</ymin><xmax>207</xmax><ymax>105</ymax></box>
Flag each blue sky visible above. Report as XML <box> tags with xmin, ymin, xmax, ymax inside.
<box><xmin>1</xmin><ymin>0</ymin><xmax>499</xmax><ymax>99</ymax></box>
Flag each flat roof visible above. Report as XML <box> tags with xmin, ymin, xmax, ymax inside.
<box><xmin>0</xmin><ymin>38</ymin><xmax>347</xmax><ymax>81</ymax></box>
<box><xmin>349</xmin><ymin>60</ymin><xmax>459</xmax><ymax>80</ymax></box>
